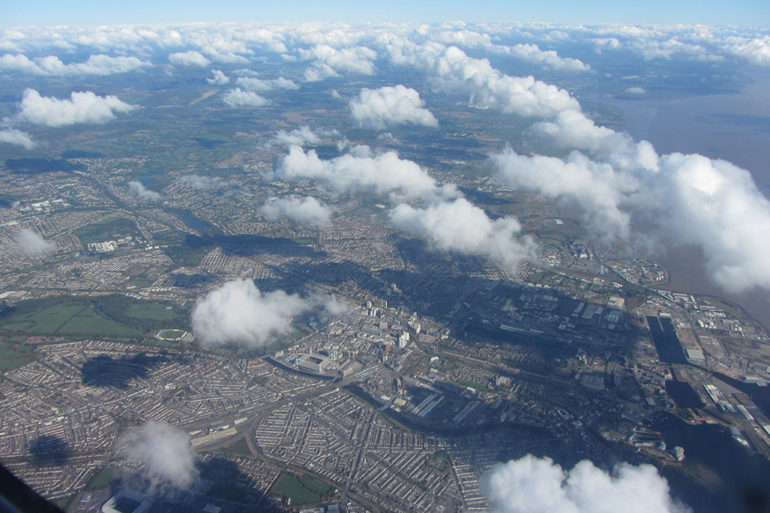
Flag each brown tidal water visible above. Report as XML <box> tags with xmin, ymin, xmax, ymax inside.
<box><xmin>610</xmin><ymin>69</ymin><xmax>770</xmax><ymax>329</ymax></box>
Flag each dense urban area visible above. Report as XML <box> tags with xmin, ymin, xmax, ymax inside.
<box><xmin>1</xmin><ymin>20</ymin><xmax>770</xmax><ymax>513</ymax></box>
<box><xmin>2</xmin><ymin>143</ymin><xmax>769</xmax><ymax>513</ymax></box>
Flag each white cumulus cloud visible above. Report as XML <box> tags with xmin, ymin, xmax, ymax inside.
<box><xmin>235</xmin><ymin>76</ymin><xmax>298</xmax><ymax>92</ymax></box>
<box><xmin>300</xmin><ymin>44</ymin><xmax>377</xmax><ymax>81</ymax></box>
<box><xmin>275</xmin><ymin>145</ymin><xmax>441</xmax><ymax>200</ymax></box>
<box><xmin>19</xmin><ymin>88</ymin><xmax>134</xmax><ymax>127</ymax></box>
<box><xmin>0</xmin><ymin>128</ymin><xmax>35</xmax><ymax>149</ymax></box>
<box><xmin>507</xmin><ymin>43</ymin><xmax>590</xmax><ymax>71</ymax></box>
<box><xmin>534</xmin><ymin>109</ymin><xmax>634</xmax><ymax>155</ymax></box>
<box><xmin>206</xmin><ymin>69</ymin><xmax>229</xmax><ymax>85</ymax></box>
<box><xmin>655</xmin><ymin>153</ymin><xmax>770</xmax><ymax>293</ymax></box>
<box><xmin>169</xmin><ymin>50</ymin><xmax>210</xmax><ymax>66</ymax></box>
<box><xmin>260</xmin><ymin>196</ymin><xmax>334</xmax><ymax>226</ymax></box>
<box><xmin>483</xmin><ymin>455</ymin><xmax>689</xmax><ymax>513</ymax></box>
<box><xmin>434</xmin><ymin>46</ymin><xmax>580</xmax><ymax>118</ymax></box>
<box><xmin>533</xmin><ymin>110</ymin><xmax>660</xmax><ymax>172</ymax></box>
<box><xmin>490</xmin><ymin>141</ymin><xmax>770</xmax><ymax>293</ymax></box>
<box><xmin>427</xmin><ymin>28</ymin><xmax>588</xmax><ymax>71</ymax></box>
<box><xmin>127</xmin><ymin>180</ymin><xmax>162</xmax><ymax>201</ymax></box>
<box><xmin>117</xmin><ymin>421</ymin><xmax>197</xmax><ymax>492</ymax></box>
<box><xmin>491</xmin><ymin>149</ymin><xmax>633</xmax><ymax>240</ymax></box>
<box><xmin>273</xmin><ymin>125</ymin><xmax>323</xmax><ymax>147</ymax></box>
<box><xmin>191</xmin><ymin>279</ymin><xmax>339</xmax><ymax>348</ymax></box>
<box><xmin>350</xmin><ymin>85</ymin><xmax>438</xmax><ymax>129</ymax></box>
<box><xmin>0</xmin><ymin>53</ymin><xmax>149</xmax><ymax>75</ymax></box>
<box><xmin>180</xmin><ymin>174</ymin><xmax>222</xmax><ymax>190</ymax></box>
<box><xmin>222</xmin><ymin>87</ymin><xmax>270</xmax><ymax>107</ymax></box>
<box><xmin>722</xmin><ymin>36</ymin><xmax>770</xmax><ymax>66</ymax></box>
<box><xmin>14</xmin><ymin>228</ymin><xmax>56</xmax><ymax>257</ymax></box>
<box><xmin>389</xmin><ymin>197</ymin><xmax>536</xmax><ymax>274</ymax></box>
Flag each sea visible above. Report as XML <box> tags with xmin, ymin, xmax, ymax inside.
<box><xmin>607</xmin><ymin>67</ymin><xmax>770</xmax><ymax>329</ymax></box>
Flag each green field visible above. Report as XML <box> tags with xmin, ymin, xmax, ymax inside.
<box><xmin>0</xmin><ymin>338</ymin><xmax>34</xmax><ymax>371</ymax></box>
<box><xmin>0</xmin><ymin>295</ymin><xmax>187</xmax><ymax>339</ymax></box>
<box><xmin>74</xmin><ymin>217</ymin><xmax>141</xmax><ymax>245</ymax></box>
<box><xmin>126</xmin><ymin>303</ymin><xmax>177</xmax><ymax>321</ymax></box>
<box><xmin>1</xmin><ymin>301</ymin><xmax>141</xmax><ymax>337</ymax></box>
<box><xmin>270</xmin><ymin>473</ymin><xmax>334</xmax><ymax>506</ymax></box>
<box><xmin>85</xmin><ymin>468</ymin><xmax>117</xmax><ymax>490</ymax></box>
<box><xmin>155</xmin><ymin>230</ymin><xmax>211</xmax><ymax>267</ymax></box>
<box><xmin>531</xmin><ymin>217</ymin><xmax>585</xmax><ymax>242</ymax></box>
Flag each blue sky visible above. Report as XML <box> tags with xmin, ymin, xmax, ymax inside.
<box><xmin>1</xmin><ymin>0</ymin><xmax>769</xmax><ymax>27</ymax></box>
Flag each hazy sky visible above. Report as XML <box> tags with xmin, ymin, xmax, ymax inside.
<box><xmin>1</xmin><ymin>0</ymin><xmax>769</xmax><ymax>27</ymax></box>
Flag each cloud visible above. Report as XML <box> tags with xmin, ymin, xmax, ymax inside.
<box><xmin>428</xmin><ymin>29</ymin><xmax>588</xmax><ymax>71</ymax></box>
<box><xmin>0</xmin><ymin>53</ymin><xmax>150</xmax><ymax>75</ymax></box>
<box><xmin>303</xmin><ymin>62</ymin><xmax>337</xmax><ymax>82</ymax></box>
<box><xmin>431</xmin><ymin>28</ymin><xmax>494</xmax><ymax>49</ymax></box>
<box><xmin>273</xmin><ymin>125</ymin><xmax>323</xmax><ymax>147</ymax></box>
<box><xmin>350</xmin><ymin>85</ymin><xmax>438</xmax><ymax>129</ymax></box>
<box><xmin>532</xmin><ymin>110</ymin><xmax>659</xmax><ymax>172</ymax></box>
<box><xmin>626</xmin><ymin>86</ymin><xmax>646</xmax><ymax>94</ymax></box>
<box><xmin>18</xmin><ymin>88</ymin><xmax>134</xmax><ymax>127</ymax></box>
<box><xmin>319</xmin><ymin>293</ymin><xmax>349</xmax><ymax>316</ymax></box>
<box><xmin>191</xmin><ymin>279</ymin><xmax>337</xmax><ymax>348</ymax></box>
<box><xmin>206</xmin><ymin>69</ymin><xmax>229</xmax><ymax>85</ymax></box>
<box><xmin>0</xmin><ymin>54</ymin><xmax>37</xmax><ymax>73</ymax></box>
<box><xmin>300</xmin><ymin>44</ymin><xmax>377</xmax><ymax>81</ymax></box>
<box><xmin>14</xmin><ymin>228</ymin><xmax>56</xmax><ymax>257</ymax></box>
<box><xmin>722</xmin><ymin>36</ymin><xmax>770</xmax><ymax>66</ymax></box>
<box><xmin>260</xmin><ymin>195</ymin><xmax>334</xmax><ymax>226</ymax></box>
<box><xmin>629</xmin><ymin>38</ymin><xmax>717</xmax><ymax>62</ymax></box>
<box><xmin>389</xmin><ymin>197</ymin><xmax>536</xmax><ymax>274</ymax></box>
<box><xmin>222</xmin><ymin>87</ymin><xmax>270</xmax><ymax>107</ymax></box>
<box><xmin>655</xmin><ymin>153</ymin><xmax>770</xmax><ymax>293</ymax></box>
<box><xmin>533</xmin><ymin>109</ymin><xmax>634</xmax><ymax>155</ymax></box>
<box><xmin>433</xmin><ymin>46</ymin><xmax>580</xmax><ymax>118</ymax></box>
<box><xmin>491</xmin><ymin>149</ymin><xmax>632</xmax><ymax>240</ymax></box>
<box><xmin>169</xmin><ymin>50</ymin><xmax>210</xmax><ymax>66</ymax></box>
<box><xmin>0</xmin><ymin>128</ymin><xmax>35</xmax><ymax>149</ymax></box>
<box><xmin>483</xmin><ymin>455</ymin><xmax>690</xmax><ymax>513</ymax></box>
<box><xmin>491</xmin><ymin>143</ymin><xmax>770</xmax><ymax>293</ymax></box>
<box><xmin>587</xmin><ymin>26</ymin><xmax>720</xmax><ymax>63</ymax></box>
<box><xmin>378</xmin><ymin>34</ymin><xmax>582</xmax><ymax>117</ymax></box>
<box><xmin>180</xmin><ymin>174</ymin><xmax>221</xmax><ymax>190</ymax></box>
<box><xmin>506</xmin><ymin>43</ymin><xmax>590</xmax><ymax>71</ymax></box>
<box><xmin>117</xmin><ymin>421</ymin><xmax>197</xmax><ymax>492</ymax></box>
<box><xmin>275</xmin><ymin>145</ymin><xmax>440</xmax><ymax>199</ymax></box>
<box><xmin>235</xmin><ymin>76</ymin><xmax>298</xmax><ymax>92</ymax></box>
<box><xmin>127</xmin><ymin>180</ymin><xmax>162</xmax><ymax>201</ymax></box>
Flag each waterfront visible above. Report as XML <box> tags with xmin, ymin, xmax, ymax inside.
<box><xmin>653</xmin><ymin>412</ymin><xmax>770</xmax><ymax>513</ymax></box>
